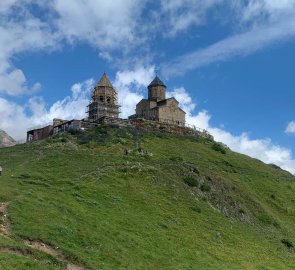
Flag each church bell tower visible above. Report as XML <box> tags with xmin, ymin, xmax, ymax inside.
<box><xmin>87</xmin><ymin>73</ymin><xmax>120</xmax><ymax>121</ymax></box>
<box><xmin>148</xmin><ymin>76</ymin><xmax>166</xmax><ymax>101</ymax></box>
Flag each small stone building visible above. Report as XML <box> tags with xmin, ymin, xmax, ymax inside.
<box><xmin>87</xmin><ymin>73</ymin><xmax>120</xmax><ymax>122</ymax></box>
<box><xmin>26</xmin><ymin>119</ymin><xmax>81</xmax><ymax>142</ymax></box>
<box><xmin>130</xmin><ymin>76</ymin><xmax>185</xmax><ymax>126</ymax></box>
<box><xmin>27</xmin><ymin>124</ymin><xmax>53</xmax><ymax>142</ymax></box>
<box><xmin>53</xmin><ymin>119</ymin><xmax>81</xmax><ymax>135</ymax></box>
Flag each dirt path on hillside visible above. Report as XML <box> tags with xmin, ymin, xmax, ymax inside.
<box><xmin>0</xmin><ymin>247</ymin><xmax>27</xmax><ymax>257</ymax></box>
<box><xmin>24</xmin><ymin>240</ymin><xmax>86</xmax><ymax>270</ymax></box>
<box><xmin>0</xmin><ymin>202</ymin><xmax>87</xmax><ymax>270</ymax></box>
<box><xmin>0</xmin><ymin>203</ymin><xmax>9</xmax><ymax>236</ymax></box>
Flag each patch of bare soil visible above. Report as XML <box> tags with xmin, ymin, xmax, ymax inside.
<box><xmin>0</xmin><ymin>247</ymin><xmax>26</xmax><ymax>257</ymax></box>
<box><xmin>0</xmin><ymin>203</ymin><xmax>9</xmax><ymax>236</ymax></box>
<box><xmin>24</xmin><ymin>240</ymin><xmax>61</xmax><ymax>258</ymax></box>
<box><xmin>67</xmin><ymin>263</ymin><xmax>87</xmax><ymax>270</ymax></box>
<box><xmin>25</xmin><ymin>240</ymin><xmax>87</xmax><ymax>270</ymax></box>
<box><xmin>0</xmin><ymin>202</ymin><xmax>87</xmax><ymax>270</ymax></box>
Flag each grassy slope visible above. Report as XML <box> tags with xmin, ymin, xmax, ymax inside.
<box><xmin>0</xmin><ymin>126</ymin><xmax>294</xmax><ymax>269</ymax></box>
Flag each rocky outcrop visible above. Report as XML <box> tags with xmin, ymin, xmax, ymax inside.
<box><xmin>0</xmin><ymin>130</ymin><xmax>16</xmax><ymax>148</ymax></box>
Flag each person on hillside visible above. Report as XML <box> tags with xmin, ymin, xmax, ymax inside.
<box><xmin>0</xmin><ymin>165</ymin><xmax>2</xmax><ymax>176</ymax></box>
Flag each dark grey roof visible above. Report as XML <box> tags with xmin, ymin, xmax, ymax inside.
<box><xmin>157</xmin><ymin>99</ymin><xmax>167</xmax><ymax>106</ymax></box>
<box><xmin>156</xmin><ymin>98</ymin><xmax>186</xmax><ymax>114</ymax></box>
<box><xmin>148</xmin><ymin>76</ymin><xmax>166</xmax><ymax>88</ymax></box>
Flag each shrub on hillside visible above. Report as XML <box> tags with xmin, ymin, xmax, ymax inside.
<box><xmin>257</xmin><ymin>213</ymin><xmax>280</xmax><ymax>228</ymax></box>
<box><xmin>68</xmin><ymin>129</ymin><xmax>82</xmax><ymax>135</ymax></box>
<box><xmin>200</xmin><ymin>183</ymin><xmax>211</xmax><ymax>192</ymax></box>
<box><xmin>258</xmin><ymin>214</ymin><xmax>273</xmax><ymax>225</ymax></box>
<box><xmin>190</xmin><ymin>206</ymin><xmax>202</xmax><ymax>213</ymax></box>
<box><xmin>170</xmin><ymin>156</ymin><xmax>183</xmax><ymax>162</ymax></box>
<box><xmin>281</xmin><ymin>239</ymin><xmax>294</xmax><ymax>248</ymax></box>
<box><xmin>183</xmin><ymin>176</ymin><xmax>199</xmax><ymax>187</ymax></box>
<box><xmin>212</xmin><ymin>142</ymin><xmax>227</xmax><ymax>154</ymax></box>
<box><xmin>78</xmin><ymin>126</ymin><xmax>110</xmax><ymax>145</ymax></box>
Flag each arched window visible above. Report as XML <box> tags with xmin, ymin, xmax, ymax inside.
<box><xmin>99</xmin><ymin>96</ymin><xmax>104</xmax><ymax>102</ymax></box>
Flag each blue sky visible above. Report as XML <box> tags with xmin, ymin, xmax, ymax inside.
<box><xmin>1</xmin><ymin>0</ymin><xmax>295</xmax><ymax>173</ymax></box>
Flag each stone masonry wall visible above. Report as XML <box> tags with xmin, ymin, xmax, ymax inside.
<box><xmin>81</xmin><ymin>117</ymin><xmax>213</xmax><ymax>140</ymax></box>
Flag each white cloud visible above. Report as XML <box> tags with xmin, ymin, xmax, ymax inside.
<box><xmin>0</xmin><ymin>98</ymin><xmax>29</xmax><ymax>141</ymax></box>
<box><xmin>286</xmin><ymin>121</ymin><xmax>295</xmax><ymax>134</ymax></box>
<box><xmin>240</xmin><ymin>0</ymin><xmax>295</xmax><ymax>23</ymax></box>
<box><xmin>154</xmin><ymin>0</ymin><xmax>295</xmax><ymax>39</ymax></box>
<box><xmin>162</xmin><ymin>15</ymin><xmax>295</xmax><ymax>77</ymax></box>
<box><xmin>98</xmin><ymin>51</ymin><xmax>113</xmax><ymax>62</ymax></box>
<box><xmin>0</xmin><ymin>79</ymin><xmax>94</xmax><ymax>141</ymax></box>
<box><xmin>46</xmin><ymin>79</ymin><xmax>94</xmax><ymax>121</ymax></box>
<box><xmin>114</xmin><ymin>66</ymin><xmax>155</xmax><ymax>118</ymax></box>
<box><xmin>170</xmin><ymin>86</ymin><xmax>295</xmax><ymax>174</ymax></box>
<box><xmin>167</xmin><ymin>87</ymin><xmax>196</xmax><ymax>112</ymax></box>
<box><xmin>53</xmin><ymin>0</ymin><xmax>146</xmax><ymax>50</ymax></box>
<box><xmin>158</xmin><ymin>0</ymin><xmax>222</xmax><ymax>37</ymax></box>
<box><xmin>0</xmin><ymin>3</ymin><xmax>59</xmax><ymax>96</ymax></box>
<box><xmin>162</xmin><ymin>0</ymin><xmax>295</xmax><ymax>77</ymax></box>
<box><xmin>2</xmin><ymin>0</ymin><xmax>295</xmax><ymax>98</ymax></box>
<box><xmin>0</xmin><ymin>0</ymin><xmax>18</xmax><ymax>14</ymax></box>
<box><xmin>0</xmin><ymin>0</ymin><xmax>148</xmax><ymax>96</ymax></box>
<box><xmin>207</xmin><ymin>120</ymin><xmax>295</xmax><ymax>174</ymax></box>
<box><xmin>0</xmin><ymin>69</ymin><xmax>42</xmax><ymax>96</ymax></box>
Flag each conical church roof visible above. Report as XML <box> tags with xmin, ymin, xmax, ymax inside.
<box><xmin>148</xmin><ymin>76</ymin><xmax>166</xmax><ymax>88</ymax></box>
<box><xmin>96</xmin><ymin>72</ymin><xmax>114</xmax><ymax>88</ymax></box>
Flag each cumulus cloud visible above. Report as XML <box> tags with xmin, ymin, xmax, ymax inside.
<box><xmin>0</xmin><ymin>69</ymin><xmax>42</xmax><ymax>96</ymax></box>
<box><xmin>52</xmin><ymin>0</ymin><xmax>145</xmax><ymax>51</ymax></box>
<box><xmin>2</xmin><ymin>0</ymin><xmax>295</xmax><ymax>97</ymax></box>
<box><xmin>167</xmin><ymin>87</ymin><xmax>196</xmax><ymax>112</ymax></box>
<box><xmin>207</xmin><ymin>116</ymin><xmax>295</xmax><ymax>174</ymax></box>
<box><xmin>114</xmin><ymin>66</ymin><xmax>155</xmax><ymax>118</ymax></box>
<box><xmin>0</xmin><ymin>79</ymin><xmax>93</xmax><ymax>141</ymax></box>
<box><xmin>285</xmin><ymin>121</ymin><xmax>295</xmax><ymax>134</ymax></box>
<box><xmin>46</xmin><ymin>79</ymin><xmax>94</xmax><ymax>121</ymax></box>
<box><xmin>170</xmin><ymin>86</ymin><xmax>295</xmax><ymax>174</ymax></box>
<box><xmin>0</xmin><ymin>2</ymin><xmax>59</xmax><ymax>96</ymax></box>
<box><xmin>0</xmin><ymin>0</ymin><xmax>18</xmax><ymax>14</ymax></box>
<box><xmin>0</xmin><ymin>0</ymin><xmax>147</xmax><ymax>96</ymax></box>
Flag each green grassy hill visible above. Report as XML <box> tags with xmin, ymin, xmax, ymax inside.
<box><xmin>0</xmin><ymin>126</ymin><xmax>294</xmax><ymax>269</ymax></box>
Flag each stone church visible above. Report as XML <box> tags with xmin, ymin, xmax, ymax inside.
<box><xmin>129</xmin><ymin>76</ymin><xmax>185</xmax><ymax>126</ymax></box>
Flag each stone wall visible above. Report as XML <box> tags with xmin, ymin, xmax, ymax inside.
<box><xmin>27</xmin><ymin>125</ymin><xmax>53</xmax><ymax>142</ymax></box>
<box><xmin>158</xmin><ymin>103</ymin><xmax>185</xmax><ymax>126</ymax></box>
<box><xmin>148</xmin><ymin>85</ymin><xmax>166</xmax><ymax>101</ymax></box>
<box><xmin>81</xmin><ymin>117</ymin><xmax>213</xmax><ymax>140</ymax></box>
<box><xmin>136</xmin><ymin>100</ymin><xmax>159</xmax><ymax>120</ymax></box>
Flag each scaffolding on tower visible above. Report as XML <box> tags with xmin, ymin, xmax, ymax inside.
<box><xmin>86</xmin><ymin>73</ymin><xmax>120</xmax><ymax>122</ymax></box>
